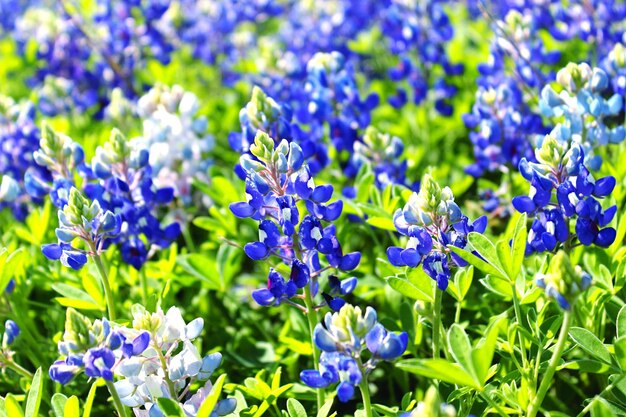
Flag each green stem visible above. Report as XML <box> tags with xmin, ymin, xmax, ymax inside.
<box><xmin>527</xmin><ymin>312</ymin><xmax>572</xmax><ymax>417</ymax></box>
<box><xmin>140</xmin><ymin>268</ymin><xmax>148</xmax><ymax>306</ymax></box>
<box><xmin>511</xmin><ymin>283</ymin><xmax>528</xmax><ymax>372</ymax></box>
<box><xmin>455</xmin><ymin>299</ymin><xmax>462</xmax><ymax>323</ymax></box>
<box><xmin>6</xmin><ymin>360</ymin><xmax>33</xmax><ymax>379</ymax></box>
<box><xmin>154</xmin><ymin>339</ymin><xmax>178</xmax><ymax>398</ymax></box>
<box><xmin>182</xmin><ymin>225</ymin><xmax>197</xmax><ymax>253</ymax></box>
<box><xmin>105</xmin><ymin>380</ymin><xmax>129</xmax><ymax>417</ymax></box>
<box><xmin>432</xmin><ymin>288</ymin><xmax>443</xmax><ymax>359</ymax></box>
<box><xmin>93</xmin><ymin>253</ymin><xmax>117</xmax><ymax>321</ymax></box>
<box><xmin>576</xmin><ymin>375</ymin><xmax>626</xmax><ymax>417</ymax></box>
<box><xmin>479</xmin><ymin>391</ymin><xmax>509</xmax><ymax>417</ymax></box>
<box><xmin>304</xmin><ymin>284</ymin><xmax>325</xmax><ymax>411</ymax></box>
<box><xmin>358</xmin><ymin>375</ymin><xmax>373</xmax><ymax>417</ymax></box>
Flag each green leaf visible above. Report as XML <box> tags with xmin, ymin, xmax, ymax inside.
<box><xmin>156</xmin><ymin>398</ymin><xmax>186</xmax><ymax>417</ymax></box>
<box><xmin>467</xmin><ymin>233</ymin><xmax>507</xmax><ymax>279</ymax></box>
<box><xmin>24</xmin><ymin>368</ymin><xmax>42</xmax><ymax>417</ymax></box>
<box><xmin>397</xmin><ymin>359</ymin><xmax>481</xmax><ymax>389</ymax></box>
<box><xmin>617</xmin><ymin>305</ymin><xmax>626</xmax><ymax>339</ymax></box>
<box><xmin>316</xmin><ymin>399</ymin><xmax>335</xmax><ymax>417</ymax></box>
<box><xmin>447</xmin><ymin>325</ymin><xmax>478</xmax><ymax>384</ymax></box>
<box><xmin>197</xmin><ymin>373</ymin><xmax>227</xmax><ymax>417</ymax></box>
<box><xmin>614</xmin><ymin>337</ymin><xmax>626</xmax><ymax>371</ymax></box>
<box><xmin>286</xmin><ymin>399</ymin><xmax>307</xmax><ymax>417</ymax></box>
<box><xmin>51</xmin><ymin>394</ymin><xmax>68</xmax><ymax>417</ymax></box>
<box><xmin>63</xmin><ymin>396</ymin><xmax>80</xmax><ymax>417</ymax></box>
<box><xmin>82</xmin><ymin>380</ymin><xmax>104</xmax><ymax>417</ymax></box>
<box><xmin>386</xmin><ymin>276</ymin><xmax>433</xmax><ymax>303</ymax></box>
<box><xmin>510</xmin><ymin>214</ymin><xmax>527</xmax><ymax>280</ymax></box>
<box><xmin>5</xmin><ymin>395</ymin><xmax>23</xmax><ymax>417</ymax></box>
<box><xmin>365</xmin><ymin>216</ymin><xmax>396</xmax><ymax>231</ymax></box>
<box><xmin>472</xmin><ymin>317</ymin><xmax>503</xmax><ymax>385</ymax></box>
<box><xmin>590</xmin><ymin>397</ymin><xmax>617</xmax><ymax>417</ymax></box>
<box><xmin>569</xmin><ymin>327</ymin><xmax>613</xmax><ymax>365</ymax></box>
<box><xmin>448</xmin><ymin>245</ymin><xmax>504</xmax><ymax>279</ymax></box>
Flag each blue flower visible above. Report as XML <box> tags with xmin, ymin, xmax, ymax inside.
<box><xmin>3</xmin><ymin>320</ymin><xmax>19</xmax><ymax>346</ymax></box>
<box><xmin>83</xmin><ymin>347</ymin><xmax>116</xmax><ymax>381</ymax></box>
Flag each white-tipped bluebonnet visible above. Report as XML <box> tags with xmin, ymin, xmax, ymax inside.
<box><xmin>380</xmin><ymin>0</ymin><xmax>462</xmax><ymax>114</ymax></box>
<box><xmin>535</xmin><ymin>251</ymin><xmax>592</xmax><ymax>310</ymax></box>
<box><xmin>388</xmin><ymin>174</ymin><xmax>487</xmax><ymax>290</ymax></box>
<box><xmin>346</xmin><ymin>126</ymin><xmax>414</xmax><ymax>189</ymax></box>
<box><xmin>301</xmin><ymin>304</ymin><xmax>407</xmax><ymax>402</ymax></box>
<box><xmin>134</xmin><ymin>84</ymin><xmax>214</xmax><ymax>205</ymax></box>
<box><xmin>513</xmin><ymin>134</ymin><xmax>617</xmax><ymax>253</ymax></box>
<box><xmin>42</xmin><ymin>187</ymin><xmax>121</xmax><ymax>270</ymax></box>
<box><xmin>113</xmin><ymin>305</ymin><xmax>236</xmax><ymax>417</ymax></box>
<box><xmin>49</xmin><ymin>308</ymin><xmax>149</xmax><ymax>385</ymax></box>
<box><xmin>230</xmin><ymin>132</ymin><xmax>359</xmax><ymax>312</ymax></box>
<box><xmin>0</xmin><ymin>96</ymin><xmax>48</xmax><ymax>220</ymax></box>
<box><xmin>539</xmin><ymin>62</ymin><xmax>625</xmax><ymax>170</ymax></box>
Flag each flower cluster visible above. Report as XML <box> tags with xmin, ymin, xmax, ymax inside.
<box><xmin>387</xmin><ymin>174</ymin><xmax>487</xmax><ymax>290</ymax></box>
<box><xmin>114</xmin><ymin>305</ymin><xmax>236</xmax><ymax>417</ymax></box>
<box><xmin>85</xmin><ymin>129</ymin><xmax>181</xmax><ymax>270</ymax></box>
<box><xmin>346</xmin><ymin>126</ymin><xmax>412</xmax><ymax>189</ymax></box>
<box><xmin>133</xmin><ymin>84</ymin><xmax>214</xmax><ymax>205</ymax></box>
<box><xmin>463</xmin><ymin>79</ymin><xmax>544</xmax><ymax>178</ymax></box>
<box><xmin>0</xmin><ymin>96</ymin><xmax>47</xmax><ymax>221</ymax></box>
<box><xmin>49</xmin><ymin>307</ymin><xmax>236</xmax><ymax>417</ymax></box>
<box><xmin>14</xmin><ymin>1</ymin><xmax>175</xmax><ymax>115</ymax></box>
<box><xmin>535</xmin><ymin>251</ymin><xmax>592</xmax><ymax>310</ymax></box>
<box><xmin>42</xmin><ymin>187</ymin><xmax>121</xmax><ymax>270</ymax></box>
<box><xmin>302</xmin><ymin>52</ymin><xmax>379</xmax><ymax>155</ymax></box>
<box><xmin>380</xmin><ymin>0</ymin><xmax>462</xmax><ymax>114</ymax></box>
<box><xmin>31</xmin><ymin>125</ymin><xmax>180</xmax><ymax>271</ymax></box>
<box><xmin>513</xmin><ymin>134</ymin><xmax>617</xmax><ymax>253</ymax></box>
<box><xmin>49</xmin><ymin>308</ymin><xmax>149</xmax><ymax>384</ymax></box>
<box><xmin>230</xmin><ymin>131</ymin><xmax>359</xmax><ymax>311</ymax></box>
<box><xmin>300</xmin><ymin>305</ymin><xmax>407</xmax><ymax>402</ymax></box>
<box><xmin>539</xmin><ymin>62</ymin><xmax>625</xmax><ymax>170</ymax></box>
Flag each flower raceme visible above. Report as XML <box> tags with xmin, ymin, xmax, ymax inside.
<box><xmin>513</xmin><ymin>134</ymin><xmax>617</xmax><ymax>253</ymax></box>
<box><xmin>50</xmin><ymin>307</ymin><xmax>236</xmax><ymax>417</ymax></box>
<box><xmin>387</xmin><ymin>174</ymin><xmax>487</xmax><ymax>290</ymax></box>
<box><xmin>230</xmin><ymin>131</ymin><xmax>359</xmax><ymax>312</ymax></box>
<box><xmin>300</xmin><ymin>305</ymin><xmax>408</xmax><ymax>402</ymax></box>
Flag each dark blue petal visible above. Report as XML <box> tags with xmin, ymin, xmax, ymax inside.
<box><xmin>244</xmin><ymin>242</ymin><xmax>270</xmax><ymax>260</ymax></box>
<box><xmin>229</xmin><ymin>202</ymin><xmax>255</xmax><ymax>218</ymax></box>
<box><xmin>336</xmin><ymin>381</ymin><xmax>355</xmax><ymax>403</ymax></box>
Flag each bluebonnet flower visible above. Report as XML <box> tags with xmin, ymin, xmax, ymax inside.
<box><xmin>539</xmin><ymin>62</ymin><xmax>624</xmax><ymax>170</ymax></box>
<box><xmin>85</xmin><ymin>129</ymin><xmax>181</xmax><ymax>270</ymax></box>
<box><xmin>0</xmin><ymin>96</ymin><xmax>49</xmax><ymax>220</ymax></box>
<box><xmin>463</xmin><ymin>81</ymin><xmax>544</xmax><ymax>178</ymax></box>
<box><xmin>49</xmin><ymin>308</ymin><xmax>149</xmax><ymax>384</ymax></box>
<box><xmin>3</xmin><ymin>320</ymin><xmax>19</xmax><ymax>346</ymax></box>
<box><xmin>387</xmin><ymin>174</ymin><xmax>487</xmax><ymax>290</ymax></box>
<box><xmin>113</xmin><ymin>305</ymin><xmax>236</xmax><ymax>417</ymax></box>
<box><xmin>535</xmin><ymin>251</ymin><xmax>592</xmax><ymax>310</ymax></box>
<box><xmin>42</xmin><ymin>187</ymin><xmax>121</xmax><ymax>270</ymax></box>
<box><xmin>603</xmin><ymin>43</ymin><xmax>626</xmax><ymax>95</ymax></box>
<box><xmin>513</xmin><ymin>134</ymin><xmax>617</xmax><ymax>253</ymax></box>
<box><xmin>346</xmin><ymin>126</ymin><xmax>415</xmax><ymax>189</ymax></box>
<box><xmin>230</xmin><ymin>132</ymin><xmax>358</xmax><ymax>311</ymax></box>
<box><xmin>380</xmin><ymin>0</ymin><xmax>462</xmax><ymax>114</ymax></box>
<box><xmin>301</xmin><ymin>304</ymin><xmax>407</xmax><ymax>402</ymax></box>
<box><xmin>230</xmin><ymin>86</ymin><xmax>328</xmax><ymax>177</ymax></box>
<box><xmin>133</xmin><ymin>84</ymin><xmax>214</xmax><ymax>206</ymax></box>
<box><xmin>25</xmin><ymin>123</ymin><xmax>84</xmax><ymax>203</ymax></box>
<box><xmin>302</xmin><ymin>52</ymin><xmax>378</xmax><ymax>154</ymax></box>
<box><xmin>0</xmin><ymin>319</ymin><xmax>24</xmax><ymax>377</ymax></box>
<box><xmin>177</xmin><ymin>0</ymin><xmax>282</xmax><ymax>84</ymax></box>
<box><xmin>14</xmin><ymin>1</ymin><xmax>176</xmax><ymax>116</ymax></box>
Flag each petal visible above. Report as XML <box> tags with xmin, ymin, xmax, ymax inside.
<box><xmin>339</xmin><ymin>252</ymin><xmax>361</xmax><ymax>270</ymax></box>
<box><xmin>244</xmin><ymin>242</ymin><xmax>270</xmax><ymax>260</ymax></box>
<box><xmin>596</xmin><ymin>227</ymin><xmax>616</xmax><ymax>247</ymax></box>
<box><xmin>42</xmin><ymin>244</ymin><xmax>63</xmax><ymax>260</ymax></box>
<box><xmin>229</xmin><ymin>202</ymin><xmax>255</xmax><ymax>218</ymax></box>
<box><xmin>512</xmin><ymin>196</ymin><xmax>536</xmax><ymax>213</ymax></box>
<box><xmin>387</xmin><ymin>246</ymin><xmax>406</xmax><ymax>266</ymax></box>
<box><xmin>251</xmin><ymin>289</ymin><xmax>275</xmax><ymax>306</ymax></box>
<box><xmin>336</xmin><ymin>381</ymin><xmax>355</xmax><ymax>402</ymax></box>
<box><xmin>300</xmin><ymin>370</ymin><xmax>330</xmax><ymax>388</ymax></box>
